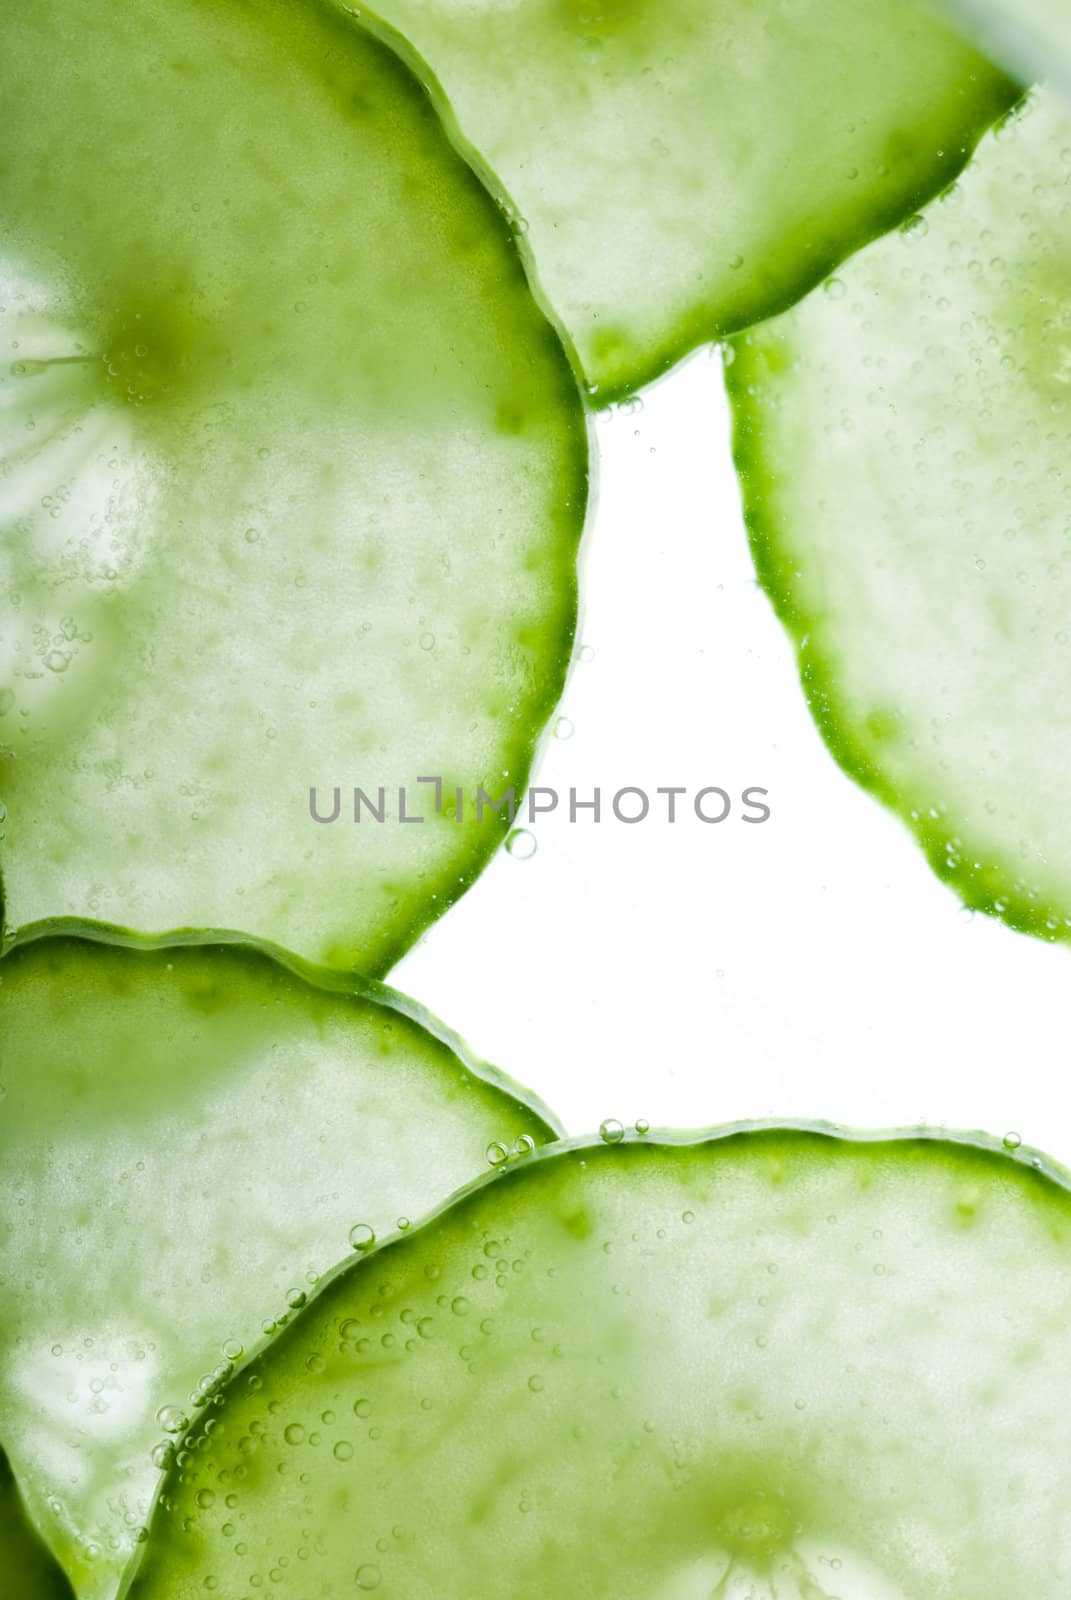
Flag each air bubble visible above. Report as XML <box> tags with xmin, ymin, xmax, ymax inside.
<box><xmin>599</xmin><ymin>1118</ymin><xmax>624</xmax><ymax>1145</ymax></box>
<box><xmin>506</xmin><ymin>828</ymin><xmax>537</xmax><ymax>859</ymax></box>
<box><xmin>349</xmin><ymin>1223</ymin><xmax>376</xmax><ymax>1252</ymax></box>
<box><xmin>486</xmin><ymin>1141</ymin><xmax>509</xmax><ymax>1168</ymax></box>
<box><xmin>512</xmin><ymin>1134</ymin><xmax>536</xmax><ymax>1158</ymax></box>
<box><xmin>333</xmin><ymin>1441</ymin><xmax>354</xmax><ymax>1462</ymax></box>
<box><xmin>578</xmin><ymin>644</ymin><xmax>595</xmax><ymax>662</ymax></box>
<box><xmin>355</xmin><ymin>1565</ymin><xmax>381</xmax><ymax>1590</ymax></box>
<box><xmin>635</xmin><ymin>1118</ymin><xmax>650</xmax><ymax>1136</ymax></box>
<box><xmin>1003</xmin><ymin>1131</ymin><xmax>1022</xmax><ymax>1151</ymax></box>
<box><xmin>553</xmin><ymin>716</ymin><xmax>574</xmax><ymax>740</ymax></box>
<box><xmin>156</xmin><ymin>1405</ymin><xmax>189</xmax><ymax>1435</ymax></box>
<box><xmin>286</xmin><ymin>1288</ymin><xmax>307</xmax><ymax>1310</ymax></box>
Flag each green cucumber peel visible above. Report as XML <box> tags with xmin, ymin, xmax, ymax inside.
<box><xmin>728</xmin><ymin>90</ymin><xmax>1071</xmax><ymax>947</ymax></box>
<box><xmin>0</xmin><ymin>931</ymin><xmax>559</xmax><ymax>1598</ymax></box>
<box><xmin>0</xmin><ymin>1444</ymin><xmax>75</xmax><ymax>1600</ymax></box>
<box><xmin>0</xmin><ymin>0</ymin><xmax>587</xmax><ymax>975</ymax></box>
<box><xmin>123</xmin><ymin>1122</ymin><xmax>1071</xmax><ymax>1599</ymax></box>
<box><xmin>356</xmin><ymin>0</ymin><xmax>1019</xmax><ymax>399</ymax></box>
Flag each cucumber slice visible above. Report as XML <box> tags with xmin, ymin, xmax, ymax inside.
<box><xmin>0</xmin><ymin>0</ymin><xmax>586</xmax><ymax>974</ymax></box>
<box><xmin>361</xmin><ymin>0</ymin><xmax>1018</xmax><ymax>398</ymax></box>
<box><xmin>0</xmin><ymin>1445</ymin><xmax>74</xmax><ymax>1600</ymax></box>
<box><xmin>0</xmin><ymin>933</ymin><xmax>557</xmax><ymax>1599</ymax></box>
<box><xmin>728</xmin><ymin>91</ymin><xmax>1071</xmax><ymax>946</ymax></box>
<box><xmin>125</xmin><ymin>1126</ymin><xmax>1071</xmax><ymax>1600</ymax></box>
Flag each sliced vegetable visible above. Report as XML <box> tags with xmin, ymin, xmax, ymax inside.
<box><xmin>128</xmin><ymin>1125</ymin><xmax>1071</xmax><ymax>1600</ymax></box>
<box><xmin>362</xmin><ymin>0</ymin><xmax>1018</xmax><ymax>399</ymax></box>
<box><xmin>0</xmin><ymin>0</ymin><xmax>586</xmax><ymax>974</ymax></box>
<box><xmin>729</xmin><ymin>91</ymin><xmax>1071</xmax><ymax>946</ymax></box>
<box><xmin>0</xmin><ymin>932</ymin><xmax>557</xmax><ymax>1599</ymax></box>
<box><xmin>0</xmin><ymin>1444</ymin><xmax>74</xmax><ymax>1600</ymax></box>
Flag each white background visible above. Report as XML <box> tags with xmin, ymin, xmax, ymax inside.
<box><xmin>396</xmin><ymin>351</ymin><xmax>1070</xmax><ymax>1161</ymax></box>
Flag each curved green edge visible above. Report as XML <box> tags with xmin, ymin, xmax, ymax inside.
<box><xmin>725</xmin><ymin>96</ymin><xmax>1071</xmax><ymax>949</ymax></box>
<box><xmin>0</xmin><ymin>917</ymin><xmax>564</xmax><ymax>1134</ymax></box>
<box><xmin>0</xmin><ymin>927</ymin><xmax>560</xmax><ymax>1599</ymax></box>
<box><xmin>938</xmin><ymin>0</ymin><xmax>1071</xmax><ymax>97</ymax></box>
<box><xmin>729</xmin><ymin>379</ymin><xmax>1068</xmax><ymax>946</ymax></box>
<box><xmin>0</xmin><ymin>0</ymin><xmax>590</xmax><ymax>977</ymax></box>
<box><xmin>0</xmin><ymin>1445</ymin><xmax>75</xmax><ymax>1600</ymax></box>
<box><xmin>119</xmin><ymin>1120</ymin><xmax>1071</xmax><ymax>1599</ymax></box>
<box><xmin>352</xmin><ymin>1</ymin><xmax>1021</xmax><ymax>403</ymax></box>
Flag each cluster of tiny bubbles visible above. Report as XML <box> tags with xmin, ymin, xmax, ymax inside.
<box><xmin>505</xmin><ymin>826</ymin><xmax>537</xmax><ymax>860</ymax></box>
<box><xmin>349</xmin><ymin>1223</ymin><xmax>376</xmax><ymax>1252</ymax></box>
<box><xmin>1003</xmin><ymin>1131</ymin><xmax>1022</xmax><ymax>1151</ymax></box>
<box><xmin>599</xmin><ymin>1118</ymin><xmax>625</xmax><ymax>1145</ymax></box>
<box><xmin>553</xmin><ymin>715</ymin><xmax>574</xmax><ymax>740</ymax></box>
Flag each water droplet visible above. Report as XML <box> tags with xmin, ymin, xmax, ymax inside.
<box><xmin>419</xmin><ymin>632</ymin><xmax>435</xmax><ymax>651</ymax></box>
<box><xmin>155</xmin><ymin>1405</ymin><xmax>188</xmax><ymax>1435</ymax></box>
<box><xmin>286</xmin><ymin>1288</ymin><xmax>307</xmax><ymax>1310</ymax></box>
<box><xmin>284</xmin><ymin>1423</ymin><xmax>305</xmax><ymax>1446</ymax></box>
<box><xmin>486</xmin><ymin>1141</ymin><xmax>509</xmax><ymax>1168</ymax></box>
<box><xmin>243</xmin><ymin>528</ymin><xmax>260</xmax><ymax>544</ymax></box>
<box><xmin>1003</xmin><ymin>1130</ymin><xmax>1022</xmax><ymax>1151</ymax></box>
<box><xmin>528</xmin><ymin>1374</ymin><xmax>545</xmax><ymax>1393</ymax></box>
<box><xmin>333</xmin><ymin>1440</ymin><xmax>354</xmax><ymax>1462</ymax></box>
<box><xmin>150</xmin><ymin>1441</ymin><xmax>174</xmax><ymax>1470</ymax></box>
<box><xmin>355</xmin><ymin>1564</ymin><xmax>381</xmax><ymax>1591</ymax></box>
<box><xmin>728</xmin><ymin>253</ymin><xmax>744</xmax><ymax>270</ymax></box>
<box><xmin>221</xmin><ymin>1340</ymin><xmax>243</xmax><ymax>1362</ymax></box>
<box><xmin>506</xmin><ymin>828</ymin><xmax>537</xmax><ymax>860</ymax></box>
<box><xmin>635</xmin><ymin>1118</ymin><xmax>650</xmax><ymax>1136</ymax></box>
<box><xmin>578</xmin><ymin>645</ymin><xmax>595</xmax><ymax>663</ymax></box>
<box><xmin>553</xmin><ymin>716</ymin><xmax>574</xmax><ymax>740</ymax></box>
<box><xmin>599</xmin><ymin>1118</ymin><xmax>624</xmax><ymax>1145</ymax></box>
<box><xmin>349</xmin><ymin>1223</ymin><xmax>376</xmax><ymax>1252</ymax></box>
<box><xmin>512</xmin><ymin>1134</ymin><xmax>536</xmax><ymax>1158</ymax></box>
<box><xmin>823</xmin><ymin>277</ymin><xmax>846</xmax><ymax>300</ymax></box>
<box><xmin>900</xmin><ymin>213</ymin><xmax>929</xmax><ymax>240</ymax></box>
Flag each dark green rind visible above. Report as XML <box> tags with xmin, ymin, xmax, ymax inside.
<box><xmin>938</xmin><ymin>0</ymin><xmax>1071</xmax><ymax>96</ymax></box>
<box><xmin>355</xmin><ymin>0</ymin><xmax>1020</xmax><ymax>402</ymax></box>
<box><xmin>0</xmin><ymin>933</ymin><xmax>559</xmax><ymax>1599</ymax></box>
<box><xmin>0</xmin><ymin>0</ymin><xmax>588</xmax><ymax>976</ymax></box>
<box><xmin>123</xmin><ymin>1124</ymin><xmax>1071</xmax><ymax>1600</ymax></box>
<box><xmin>726</xmin><ymin>94</ymin><xmax>1071</xmax><ymax>948</ymax></box>
<box><xmin>0</xmin><ymin>1446</ymin><xmax>75</xmax><ymax>1600</ymax></box>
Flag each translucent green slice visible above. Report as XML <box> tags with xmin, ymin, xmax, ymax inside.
<box><xmin>125</xmin><ymin>1125</ymin><xmax>1071</xmax><ymax>1599</ymax></box>
<box><xmin>0</xmin><ymin>933</ymin><xmax>558</xmax><ymax>1599</ymax></box>
<box><xmin>360</xmin><ymin>0</ymin><xmax>1018</xmax><ymax>399</ymax></box>
<box><xmin>0</xmin><ymin>1444</ymin><xmax>74</xmax><ymax>1600</ymax></box>
<box><xmin>0</xmin><ymin>0</ymin><xmax>586</xmax><ymax>975</ymax></box>
<box><xmin>728</xmin><ymin>92</ymin><xmax>1071</xmax><ymax>945</ymax></box>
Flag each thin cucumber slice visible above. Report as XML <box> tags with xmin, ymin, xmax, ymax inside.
<box><xmin>728</xmin><ymin>91</ymin><xmax>1071</xmax><ymax>945</ymax></box>
<box><xmin>0</xmin><ymin>933</ymin><xmax>558</xmax><ymax>1599</ymax></box>
<box><xmin>126</xmin><ymin>1126</ymin><xmax>1071</xmax><ymax>1600</ymax></box>
<box><xmin>0</xmin><ymin>0</ymin><xmax>586</xmax><ymax>974</ymax></box>
<box><xmin>361</xmin><ymin>0</ymin><xmax>1018</xmax><ymax>399</ymax></box>
<box><xmin>0</xmin><ymin>1445</ymin><xmax>74</xmax><ymax>1600</ymax></box>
